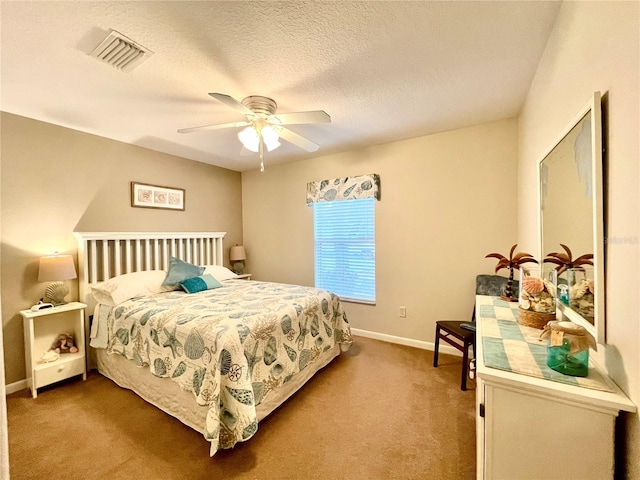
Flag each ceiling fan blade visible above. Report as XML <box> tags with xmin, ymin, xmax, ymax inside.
<box><xmin>177</xmin><ymin>120</ymin><xmax>250</xmax><ymax>134</ymax></box>
<box><xmin>269</xmin><ymin>110</ymin><xmax>331</xmax><ymax>125</ymax></box>
<box><xmin>208</xmin><ymin>93</ymin><xmax>255</xmax><ymax>117</ymax></box>
<box><xmin>277</xmin><ymin>126</ymin><xmax>320</xmax><ymax>152</ymax></box>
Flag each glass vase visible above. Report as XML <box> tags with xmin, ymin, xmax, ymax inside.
<box><xmin>517</xmin><ymin>265</ymin><xmax>557</xmax><ymax>329</ymax></box>
<box><xmin>567</xmin><ymin>266</ymin><xmax>595</xmax><ymax>322</ymax></box>
<box><xmin>519</xmin><ymin>265</ymin><xmax>557</xmax><ymax>313</ymax></box>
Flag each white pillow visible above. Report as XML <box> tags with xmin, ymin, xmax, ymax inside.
<box><xmin>90</xmin><ymin>270</ymin><xmax>170</xmax><ymax>306</ymax></box>
<box><xmin>201</xmin><ymin>265</ymin><xmax>238</xmax><ymax>281</ymax></box>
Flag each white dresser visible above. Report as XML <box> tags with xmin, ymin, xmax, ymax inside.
<box><xmin>475</xmin><ymin>295</ymin><xmax>635</xmax><ymax>479</ymax></box>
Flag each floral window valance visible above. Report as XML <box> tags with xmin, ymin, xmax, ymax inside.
<box><xmin>306</xmin><ymin>173</ymin><xmax>380</xmax><ymax>204</ymax></box>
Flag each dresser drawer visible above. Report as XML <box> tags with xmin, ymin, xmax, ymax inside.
<box><xmin>35</xmin><ymin>356</ymin><xmax>85</xmax><ymax>389</ymax></box>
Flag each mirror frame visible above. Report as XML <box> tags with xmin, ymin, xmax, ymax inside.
<box><xmin>538</xmin><ymin>91</ymin><xmax>604</xmax><ymax>343</ymax></box>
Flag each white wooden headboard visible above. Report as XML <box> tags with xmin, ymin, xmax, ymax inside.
<box><xmin>73</xmin><ymin>231</ymin><xmax>226</xmax><ymax>308</ymax></box>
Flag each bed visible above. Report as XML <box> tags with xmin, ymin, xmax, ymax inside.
<box><xmin>74</xmin><ymin>231</ymin><xmax>352</xmax><ymax>456</ymax></box>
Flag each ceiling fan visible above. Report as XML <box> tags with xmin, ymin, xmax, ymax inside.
<box><xmin>178</xmin><ymin>93</ymin><xmax>331</xmax><ymax>171</ymax></box>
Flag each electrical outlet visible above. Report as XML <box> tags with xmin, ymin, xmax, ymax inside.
<box><xmin>399</xmin><ymin>306</ymin><xmax>406</xmax><ymax>318</ymax></box>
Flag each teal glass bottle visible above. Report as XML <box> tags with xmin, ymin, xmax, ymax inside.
<box><xmin>541</xmin><ymin>320</ymin><xmax>596</xmax><ymax>377</ymax></box>
<box><xmin>546</xmin><ymin>337</ymin><xmax>589</xmax><ymax>376</ymax></box>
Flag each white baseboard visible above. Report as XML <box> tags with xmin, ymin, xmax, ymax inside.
<box><xmin>6</xmin><ymin>379</ymin><xmax>27</xmax><ymax>395</ymax></box>
<box><xmin>4</xmin><ymin>330</ymin><xmax>463</xmax><ymax>395</ymax></box>
<box><xmin>350</xmin><ymin>328</ymin><xmax>463</xmax><ymax>357</ymax></box>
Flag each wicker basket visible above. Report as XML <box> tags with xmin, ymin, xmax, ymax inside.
<box><xmin>517</xmin><ymin>308</ymin><xmax>555</xmax><ymax>329</ymax></box>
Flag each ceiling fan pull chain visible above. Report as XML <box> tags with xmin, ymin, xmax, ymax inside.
<box><xmin>259</xmin><ymin>135</ymin><xmax>265</xmax><ymax>172</ymax></box>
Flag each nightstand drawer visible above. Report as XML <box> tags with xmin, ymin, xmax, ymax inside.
<box><xmin>35</xmin><ymin>356</ymin><xmax>85</xmax><ymax>389</ymax></box>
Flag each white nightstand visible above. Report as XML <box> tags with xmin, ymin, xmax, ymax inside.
<box><xmin>20</xmin><ymin>302</ymin><xmax>87</xmax><ymax>398</ymax></box>
<box><xmin>236</xmin><ymin>274</ymin><xmax>252</xmax><ymax>280</ymax></box>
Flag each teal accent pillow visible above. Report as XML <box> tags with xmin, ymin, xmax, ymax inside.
<box><xmin>180</xmin><ymin>274</ymin><xmax>223</xmax><ymax>294</ymax></box>
<box><xmin>162</xmin><ymin>257</ymin><xmax>205</xmax><ymax>289</ymax></box>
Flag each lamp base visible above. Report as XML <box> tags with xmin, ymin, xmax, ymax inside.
<box><xmin>232</xmin><ymin>261</ymin><xmax>245</xmax><ymax>275</ymax></box>
<box><xmin>45</xmin><ymin>281</ymin><xmax>69</xmax><ymax>306</ymax></box>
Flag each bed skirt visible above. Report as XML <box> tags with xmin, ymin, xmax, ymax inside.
<box><xmin>95</xmin><ymin>343</ymin><xmax>341</xmax><ymax>438</ymax></box>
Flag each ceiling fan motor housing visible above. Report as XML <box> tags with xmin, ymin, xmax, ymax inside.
<box><xmin>242</xmin><ymin>96</ymin><xmax>277</xmax><ymax>117</ymax></box>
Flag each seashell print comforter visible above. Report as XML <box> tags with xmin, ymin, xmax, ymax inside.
<box><xmin>100</xmin><ymin>279</ymin><xmax>352</xmax><ymax>455</ymax></box>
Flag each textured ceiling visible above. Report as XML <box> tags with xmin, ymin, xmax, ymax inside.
<box><xmin>0</xmin><ymin>1</ymin><xmax>561</xmax><ymax>172</ymax></box>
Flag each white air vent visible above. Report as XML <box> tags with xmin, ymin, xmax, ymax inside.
<box><xmin>90</xmin><ymin>30</ymin><xmax>153</xmax><ymax>72</ymax></box>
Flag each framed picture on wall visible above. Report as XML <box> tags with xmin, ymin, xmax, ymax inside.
<box><xmin>131</xmin><ymin>182</ymin><xmax>185</xmax><ymax>211</ymax></box>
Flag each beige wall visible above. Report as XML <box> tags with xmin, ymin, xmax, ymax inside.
<box><xmin>517</xmin><ymin>2</ymin><xmax>640</xmax><ymax>477</ymax></box>
<box><xmin>0</xmin><ymin>112</ymin><xmax>243</xmax><ymax>385</ymax></box>
<box><xmin>242</xmin><ymin>118</ymin><xmax>518</xmax><ymax>344</ymax></box>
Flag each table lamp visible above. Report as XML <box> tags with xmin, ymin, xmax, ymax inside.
<box><xmin>38</xmin><ymin>254</ymin><xmax>77</xmax><ymax>305</ymax></box>
<box><xmin>229</xmin><ymin>245</ymin><xmax>246</xmax><ymax>275</ymax></box>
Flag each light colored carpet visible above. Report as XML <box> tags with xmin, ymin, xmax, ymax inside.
<box><xmin>7</xmin><ymin>336</ymin><xmax>476</xmax><ymax>479</ymax></box>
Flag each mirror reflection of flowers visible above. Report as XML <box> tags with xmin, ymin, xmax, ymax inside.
<box><xmin>520</xmin><ymin>273</ymin><xmax>556</xmax><ymax>313</ymax></box>
<box><xmin>485</xmin><ymin>244</ymin><xmax>538</xmax><ymax>301</ymax></box>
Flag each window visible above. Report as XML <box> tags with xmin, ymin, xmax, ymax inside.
<box><xmin>313</xmin><ymin>197</ymin><xmax>375</xmax><ymax>303</ymax></box>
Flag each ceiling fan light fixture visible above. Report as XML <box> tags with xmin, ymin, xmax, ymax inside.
<box><xmin>238</xmin><ymin>126</ymin><xmax>260</xmax><ymax>152</ymax></box>
<box><xmin>180</xmin><ymin>93</ymin><xmax>329</xmax><ymax>171</ymax></box>
<box><xmin>262</xmin><ymin>125</ymin><xmax>281</xmax><ymax>152</ymax></box>
<box><xmin>238</xmin><ymin>124</ymin><xmax>281</xmax><ymax>153</ymax></box>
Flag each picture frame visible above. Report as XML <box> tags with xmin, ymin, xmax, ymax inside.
<box><xmin>131</xmin><ymin>182</ymin><xmax>185</xmax><ymax>211</ymax></box>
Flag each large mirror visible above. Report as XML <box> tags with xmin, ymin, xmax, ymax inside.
<box><xmin>539</xmin><ymin>91</ymin><xmax>604</xmax><ymax>343</ymax></box>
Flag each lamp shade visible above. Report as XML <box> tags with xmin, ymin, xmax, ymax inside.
<box><xmin>38</xmin><ymin>254</ymin><xmax>77</xmax><ymax>282</ymax></box>
<box><xmin>229</xmin><ymin>246</ymin><xmax>246</xmax><ymax>262</ymax></box>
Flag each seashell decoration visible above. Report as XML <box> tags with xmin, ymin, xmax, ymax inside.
<box><xmin>284</xmin><ymin>343</ymin><xmax>297</xmax><ymax>362</ymax></box>
<box><xmin>219</xmin><ymin>349</ymin><xmax>232</xmax><ymax>375</ymax></box>
<box><xmin>522</xmin><ymin>276</ymin><xmax>544</xmax><ymax>294</ymax></box>
<box><xmin>518</xmin><ymin>266</ymin><xmax>558</xmax><ymax>326</ymax></box>
<box><xmin>154</xmin><ymin>358</ymin><xmax>167</xmax><ymax>376</ymax></box>
<box><xmin>263</xmin><ymin>336</ymin><xmax>278</xmax><ymax>366</ymax></box>
<box><xmin>45</xmin><ymin>281</ymin><xmax>69</xmax><ymax>305</ymax></box>
<box><xmin>543</xmin><ymin>279</ymin><xmax>557</xmax><ymax>298</ymax></box>
<box><xmin>323</xmin><ymin>321</ymin><xmax>333</xmax><ymax>337</ymax></box>
<box><xmin>570</xmin><ymin>279</ymin><xmax>589</xmax><ymax>300</ymax></box>
<box><xmin>225</xmin><ymin>385</ymin><xmax>254</xmax><ymax>406</ymax></box>
<box><xmin>184</xmin><ymin>330</ymin><xmax>205</xmax><ymax>360</ymax></box>
<box><xmin>569</xmin><ymin>277</ymin><xmax>595</xmax><ymax>319</ymax></box>
<box><xmin>172</xmin><ymin>361</ymin><xmax>187</xmax><ymax>378</ymax></box>
<box><xmin>242</xmin><ymin>421</ymin><xmax>258</xmax><ymax>440</ymax></box>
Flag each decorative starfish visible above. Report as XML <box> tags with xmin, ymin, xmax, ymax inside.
<box><xmin>162</xmin><ymin>326</ymin><xmax>182</xmax><ymax>359</ymax></box>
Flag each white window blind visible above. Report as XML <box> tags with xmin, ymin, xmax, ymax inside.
<box><xmin>313</xmin><ymin>197</ymin><xmax>375</xmax><ymax>303</ymax></box>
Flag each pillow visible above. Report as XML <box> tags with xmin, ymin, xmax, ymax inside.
<box><xmin>162</xmin><ymin>257</ymin><xmax>204</xmax><ymax>289</ymax></box>
<box><xmin>201</xmin><ymin>265</ymin><xmax>238</xmax><ymax>281</ymax></box>
<box><xmin>90</xmin><ymin>270</ymin><xmax>169</xmax><ymax>307</ymax></box>
<box><xmin>180</xmin><ymin>274</ymin><xmax>223</xmax><ymax>294</ymax></box>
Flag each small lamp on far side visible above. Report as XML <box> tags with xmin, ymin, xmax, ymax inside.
<box><xmin>38</xmin><ymin>254</ymin><xmax>77</xmax><ymax>305</ymax></box>
<box><xmin>229</xmin><ymin>245</ymin><xmax>246</xmax><ymax>275</ymax></box>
